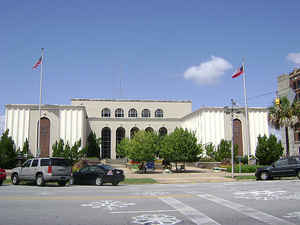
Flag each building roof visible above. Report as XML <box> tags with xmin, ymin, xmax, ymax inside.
<box><xmin>5</xmin><ymin>104</ymin><xmax>86</xmax><ymax>110</ymax></box>
<box><xmin>71</xmin><ymin>98</ymin><xmax>192</xmax><ymax>103</ymax></box>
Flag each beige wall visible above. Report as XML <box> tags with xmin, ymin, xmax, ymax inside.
<box><xmin>71</xmin><ymin>99</ymin><xmax>192</xmax><ymax>119</ymax></box>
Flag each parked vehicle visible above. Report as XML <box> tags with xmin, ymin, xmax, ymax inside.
<box><xmin>70</xmin><ymin>164</ymin><xmax>125</xmax><ymax>186</ymax></box>
<box><xmin>11</xmin><ymin>157</ymin><xmax>72</xmax><ymax>186</ymax></box>
<box><xmin>255</xmin><ymin>156</ymin><xmax>300</xmax><ymax>180</ymax></box>
<box><xmin>0</xmin><ymin>168</ymin><xmax>6</xmax><ymax>186</ymax></box>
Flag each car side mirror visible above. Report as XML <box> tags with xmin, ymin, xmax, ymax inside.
<box><xmin>272</xmin><ymin>163</ymin><xmax>275</xmax><ymax>167</ymax></box>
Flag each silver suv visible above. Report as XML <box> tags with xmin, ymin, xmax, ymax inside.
<box><xmin>11</xmin><ymin>157</ymin><xmax>72</xmax><ymax>186</ymax></box>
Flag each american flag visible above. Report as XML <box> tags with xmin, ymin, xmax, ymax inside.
<box><xmin>32</xmin><ymin>56</ymin><xmax>42</xmax><ymax>69</ymax></box>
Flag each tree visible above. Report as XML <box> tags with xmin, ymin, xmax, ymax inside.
<box><xmin>0</xmin><ymin>129</ymin><xmax>17</xmax><ymax>169</ymax></box>
<box><xmin>52</xmin><ymin>139</ymin><xmax>85</xmax><ymax>165</ymax></box>
<box><xmin>86</xmin><ymin>132</ymin><xmax>101</xmax><ymax>158</ymax></box>
<box><xmin>22</xmin><ymin>138</ymin><xmax>30</xmax><ymax>156</ymax></box>
<box><xmin>116</xmin><ymin>137</ymin><xmax>130</xmax><ymax>158</ymax></box>
<box><xmin>204</xmin><ymin>143</ymin><xmax>216</xmax><ymax>159</ymax></box>
<box><xmin>160</xmin><ymin>128</ymin><xmax>202</xmax><ymax>171</ymax></box>
<box><xmin>52</xmin><ymin>139</ymin><xmax>65</xmax><ymax>157</ymax></box>
<box><xmin>214</xmin><ymin>139</ymin><xmax>238</xmax><ymax>162</ymax></box>
<box><xmin>268</xmin><ymin>96</ymin><xmax>299</xmax><ymax>156</ymax></box>
<box><xmin>64</xmin><ymin>139</ymin><xmax>85</xmax><ymax>165</ymax></box>
<box><xmin>127</xmin><ymin>131</ymin><xmax>157</xmax><ymax>164</ymax></box>
<box><xmin>255</xmin><ymin>134</ymin><xmax>283</xmax><ymax>165</ymax></box>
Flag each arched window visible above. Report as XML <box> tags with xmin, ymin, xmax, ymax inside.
<box><xmin>145</xmin><ymin>127</ymin><xmax>154</xmax><ymax>133</ymax></box>
<box><xmin>142</xmin><ymin>109</ymin><xmax>150</xmax><ymax>118</ymax></box>
<box><xmin>101</xmin><ymin>108</ymin><xmax>111</xmax><ymax>117</ymax></box>
<box><xmin>115</xmin><ymin>108</ymin><xmax>124</xmax><ymax>118</ymax></box>
<box><xmin>116</xmin><ymin>127</ymin><xmax>125</xmax><ymax>158</ymax></box>
<box><xmin>233</xmin><ymin>119</ymin><xmax>243</xmax><ymax>156</ymax></box>
<box><xmin>130</xmin><ymin>127</ymin><xmax>139</xmax><ymax>139</ymax></box>
<box><xmin>155</xmin><ymin>109</ymin><xmax>163</xmax><ymax>118</ymax></box>
<box><xmin>159</xmin><ymin>127</ymin><xmax>167</xmax><ymax>136</ymax></box>
<box><xmin>128</xmin><ymin>108</ymin><xmax>137</xmax><ymax>118</ymax></box>
<box><xmin>101</xmin><ymin>127</ymin><xmax>111</xmax><ymax>159</ymax></box>
<box><xmin>294</xmin><ymin>123</ymin><xmax>300</xmax><ymax>142</ymax></box>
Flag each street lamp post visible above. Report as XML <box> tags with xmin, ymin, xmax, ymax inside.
<box><xmin>225</xmin><ymin>99</ymin><xmax>240</xmax><ymax>179</ymax></box>
<box><xmin>231</xmin><ymin>100</ymin><xmax>235</xmax><ymax>178</ymax></box>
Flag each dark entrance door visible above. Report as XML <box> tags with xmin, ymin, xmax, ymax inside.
<box><xmin>101</xmin><ymin>127</ymin><xmax>111</xmax><ymax>159</ymax></box>
<box><xmin>40</xmin><ymin>117</ymin><xmax>50</xmax><ymax>157</ymax></box>
<box><xmin>233</xmin><ymin>119</ymin><xmax>243</xmax><ymax>156</ymax></box>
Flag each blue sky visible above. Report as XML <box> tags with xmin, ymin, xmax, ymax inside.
<box><xmin>1</xmin><ymin>1</ymin><xmax>300</xmax><ymax>131</ymax></box>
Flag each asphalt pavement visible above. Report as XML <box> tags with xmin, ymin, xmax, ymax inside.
<box><xmin>1</xmin><ymin>180</ymin><xmax>300</xmax><ymax>225</ymax></box>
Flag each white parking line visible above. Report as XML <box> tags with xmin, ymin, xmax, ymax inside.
<box><xmin>159</xmin><ymin>197</ymin><xmax>221</xmax><ymax>225</ymax></box>
<box><xmin>111</xmin><ymin>209</ymin><xmax>177</xmax><ymax>214</ymax></box>
<box><xmin>197</xmin><ymin>193</ymin><xmax>295</xmax><ymax>225</ymax></box>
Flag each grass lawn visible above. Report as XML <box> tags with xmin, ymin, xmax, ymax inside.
<box><xmin>226</xmin><ymin>175</ymin><xmax>256</xmax><ymax>180</ymax></box>
<box><xmin>121</xmin><ymin>178</ymin><xmax>157</xmax><ymax>184</ymax></box>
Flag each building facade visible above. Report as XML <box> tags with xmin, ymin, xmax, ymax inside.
<box><xmin>277</xmin><ymin>68</ymin><xmax>300</xmax><ymax>155</ymax></box>
<box><xmin>5</xmin><ymin>99</ymin><xmax>269</xmax><ymax>159</ymax></box>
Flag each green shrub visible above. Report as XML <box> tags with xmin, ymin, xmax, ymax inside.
<box><xmin>225</xmin><ymin>164</ymin><xmax>266</xmax><ymax>173</ymax></box>
<box><xmin>199</xmin><ymin>157</ymin><xmax>217</xmax><ymax>162</ymax></box>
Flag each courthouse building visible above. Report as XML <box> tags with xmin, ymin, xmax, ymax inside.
<box><xmin>5</xmin><ymin>98</ymin><xmax>269</xmax><ymax>159</ymax></box>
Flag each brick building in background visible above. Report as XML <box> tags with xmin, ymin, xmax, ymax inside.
<box><xmin>277</xmin><ymin>68</ymin><xmax>300</xmax><ymax>155</ymax></box>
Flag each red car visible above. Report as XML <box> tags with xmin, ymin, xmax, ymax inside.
<box><xmin>0</xmin><ymin>168</ymin><xmax>6</xmax><ymax>186</ymax></box>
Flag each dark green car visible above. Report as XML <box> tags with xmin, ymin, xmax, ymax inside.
<box><xmin>70</xmin><ymin>164</ymin><xmax>125</xmax><ymax>186</ymax></box>
<box><xmin>255</xmin><ymin>156</ymin><xmax>300</xmax><ymax>180</ymax></box>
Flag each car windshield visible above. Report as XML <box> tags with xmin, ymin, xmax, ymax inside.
<box><xmin>98</xmin><ymin>164</ymin><xmax>114</xmax><ymax>170</ymax></box>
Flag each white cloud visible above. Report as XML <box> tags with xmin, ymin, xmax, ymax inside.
<box><xmin>184</xmin><ymin>56</ymin><xmax>232</xmax><ymax>85</ymax></box>
<box><xmin>286</xmin><ymin>53</ymin><xmax>300</xmax><ymax>65</ymax></box>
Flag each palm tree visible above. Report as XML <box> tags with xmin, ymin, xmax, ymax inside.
<box><xmin>268</xmin><ymin>96</ymin><xmax>299</xmax><ymax>156</ymax></box>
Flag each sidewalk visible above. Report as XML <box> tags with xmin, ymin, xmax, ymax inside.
<box><xmin>121</xmin><ymin>166</ymin><xmax>236</xmax><ymax>184</ymax></box>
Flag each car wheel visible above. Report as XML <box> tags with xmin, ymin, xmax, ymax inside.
<box><xmin>112</xmin><ymin>181</ymin><xmax>119</xmax><ymax>186</ymax></box>
<box><xmin>11</xmin><ymin>174</ymin><xmax>19</xmax><ymax>185</ymax></box>
<box><xmin>95</xmin><ymin>177</ymin><xmax>103</xmax><ymax>186</ymax></box>
<box><xmin>0</xmin><ymin>180</ymin><xmax>3</xmax><ymax>186</ymax></box>
<box><xmin>260</xmin><ymin>171</ymin><xmax>269</xmax><ymax>180</ymax></box>
<box><xmin>297</xmin><ymin>171</ymin><xmax>300</xmax><ymax>179</ymax></box>
<box><xmin>36</xmin><ymin>174</ymin><xmax>45</xmax><ymax>186</ymax></box>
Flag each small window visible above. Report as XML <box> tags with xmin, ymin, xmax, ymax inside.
<box><xmin>275</xmin><ymin>159</ymin><xmax>288</xmax><ymax>167</ymax></box>
<box><xmin>41</xmin><ymin>159</ymin><xmax>50</xmax><ymax>166</ymax></box>
<box><xmin>289</xmin><ymin>158</ymin><xmax>297</xmax><ymax>165</ymax></box>
<box><xmin>155</xmin><ymin>109</ymin><xmax>163</xmax><ymax>118</ymax></box>
<box><xmin>96</xmin><ymin>167</ymin><xmax>104</xmax><ymax>173</ymax></box>
<box><xmin>115</xmin><ymin>108</ymin><xmax>124</xmax><ymax>118</ymax></box>
<box><xmin>128</xmin><ymin>108</ymin><xmax>137</xmax><ymax>117</ymax></box>
<box><xmin>80</xmin><ymin>167</ymin><xmax>89</xmax><ymax>174</ymax></box>
<box><xmin>101</xmin><ymin>108</ymin><xmax>111</xmax><ymax>117</ymax></box>
<box><xmin>51</xmin><ymin>158</ymin><xmax>70</xmax><ymax>166</ymax></box>
<box><xmin>23</xmin><ymin>160</ymin><xmax>32</xmax><ymax>167</ymax></box>
<box><xmin>89</xmin><ymin>166</ymin><xmax>97</xmax><ymax>172</ymax></box>
<box><xmin>31</xmin><ymin>159</ymin><xmax>38</xmax><ymax>167</ymax></box>
<box><xmin>142</xmin><ymin>109</ymin><xmax>150</xmax><ymax>118</ymax></box>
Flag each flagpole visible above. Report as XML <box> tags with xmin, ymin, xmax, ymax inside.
<box><xmin>37</xmin><ymin>48</ymin><xmax>44</xmax><ymax>157</ymax></box>
<box><xmin>242</xmin><ymin>58</ymin><xmax>251</xmax><ymax>157</ymax></box>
